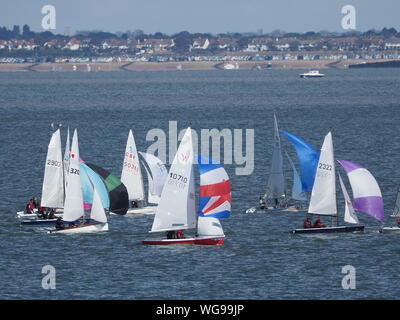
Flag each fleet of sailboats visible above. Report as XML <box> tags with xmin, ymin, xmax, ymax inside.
<box><xmin>17</xmin><ymin>116</ymin><xmax>400</xmax><ymax>240</ymax></box>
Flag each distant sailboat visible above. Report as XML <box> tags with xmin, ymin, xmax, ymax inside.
<box><xmin>291</xmin><ymin>132</ymin><xmax>365</xmax><ymax>234</ymax></box>
<box><xmin>17</xmin><ymin>129</ymin><xmax>65</xmax><ymax>221</ymax></box>
<box><xmin>121</xmin><ymin>130</ymin><xmax>166</xmax><ymax>214</ymax></box>
<box><xmin>142</xmin><ymin>127</ymin><xmax>231</xmax><ymax>245</ymax></box>
<box><xmin>380</xmin><ymin>187</ymin><xmax>400</xmax><ymax>233</ymax></box>
<box><xmin>246</xmin><ymin>114</ymin><xmax>306</xmax><ymax>213</ymax></box>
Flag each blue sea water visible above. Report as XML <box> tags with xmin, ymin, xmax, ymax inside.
<box><xmin>0</xmin><ymin>68</ymin><xmax>400</xmax><ymax>299</ymax></box>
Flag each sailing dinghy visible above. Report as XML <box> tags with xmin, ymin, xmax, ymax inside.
<box><xmin>245</xmin><ymin>115</ymin><xmax>308</xmax><ymax>213</ymax></box>
<box><xmin>291</xmin><ymin>132</ymin><xmax>365</xmax><ymax>234</ymax></box>
<box><xmin>48</xmin><ymin>129</ymin><xmax>109</xmax><ymax>234</ymax></box>
<box><xmin>142</xmin><ymin>127</ymin><xmax>231</xmax><ymax>245</ymax></box>
<box><xmin>121</xmin><ymin>130</ymin><xmax>166</xmax><ymax>215</ymax></box>
<box><xmin>380</xmin><ymin>187</ymin><xmax>400</xmax><ymax>233</ymax></box>
<box><xmin>17</xmin><ymin>129</ymin><xmax>65</xmax><ymax>221</ymax></box>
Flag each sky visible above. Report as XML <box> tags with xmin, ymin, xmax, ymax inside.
<box><xmin>1</xmin><ymin>0</ymin><xmax>399</xmax><ymax>35</ymax></box>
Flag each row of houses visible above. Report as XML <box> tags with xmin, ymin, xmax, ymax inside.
<box><xmin>2</xmin><ymin>52</ymin><xmax>400</xmax><ymax>64</ymax></box>
<box><xmin>2</xmin><ymin>36</ymin><xmax>400</xmax><ymax>54</ymax></box>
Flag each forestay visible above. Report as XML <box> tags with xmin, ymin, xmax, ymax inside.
<box><xmin>63</xmin><ymin>127</ymin><xmax>70</xmax><ymax>192</ymax></box>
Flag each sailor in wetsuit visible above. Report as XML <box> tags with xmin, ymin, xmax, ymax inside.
<box><xmin>55</xmin><ymin>217</ymin><xmax>64</xmax><ymax>230</ymax></box>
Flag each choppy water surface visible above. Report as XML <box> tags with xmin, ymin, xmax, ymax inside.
<box><xmin>1</xmin><ymin>68</ymin><xmax>400</xmax><ymax>299</ymax></box>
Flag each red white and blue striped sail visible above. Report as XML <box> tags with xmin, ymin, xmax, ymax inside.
<box><xmin>197</xmin><ymin>155</ymin><xmax>231</xmax><ymax>219</ymax></box>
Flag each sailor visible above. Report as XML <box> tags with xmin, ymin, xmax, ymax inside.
<box><xmin>303</xmin><ymin>217</ymin><xmax>313</xmax><ymax>228</ymax></box>
<box><xmin>273</xmin><ymin>198</ymin><xmax>279</xmax><ymax>208</ymax></box>
<box><xmin>55</xmin><ymin>217</ymin><xmax>64</xmax><ymax>230</ymax></box>
<box><xmin>259</xmin><ymin>196</ymin><xmax>266</xmax><ymax>209</ymax></box>
<box><xmin>176</xmin><ymin>229</ymin><xmax>184</xmax><ymax>239</ymax></box>
<box><xmin>38</xmin><ymin>202</ymin><xmax>46</xmax><ymax>219</ymax></box>
<box><xmin>47</xmin><ymin>208</ymin><xmax>56</xmax><ymax>219</ymax></box>
<box><xmin>313</xmin><ymin>216</ymin><xmax>326</xmax><ymax>228</ymax></box>
<box><xmin>32</xmin><ymin>197</ymin><xmax>38</xmax><ymax>209</ymax></box>
<box><xmin>166</xmin><ymin>231</ymin><xmax>175</xmax><ymax>239</ymax></box>
<box><xmin>131</xmin><ymin>200</ymin><xmax>138</xmax><ymax>208</ymax></box>
<box><xmin>25</xmin><ymin>198</ymin><xmax>35</xmax><ymax>214</ymax></box>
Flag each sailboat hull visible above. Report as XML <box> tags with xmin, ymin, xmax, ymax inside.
<box><xmin>126</xmin><ymin>206</ymin><xmax>156</xmax><ymax>215</ymax></box>
<box><xmin>379</xmin><ymin>227</ymin><xmax>400</xmax><ymax>233</ymax></box>
<box><xmin>16</xmin><ymin>209</ymin><xmax>63</xmax><ymax>220</ymax></box>
<box><xmin>142</xmin><ymin>236</ymin><xmax>225</xmax><ymax>246</ymax></box>
<box><xmin>21</xmin><ymin>218</ymin><xmax>94</xmax><ymax>227</ymax></box>
<box><xmin>48</xmin><ymin>222</ymin><xmax>109</xmax><ymax>234</ymax></box>
<box><xmin>290</xmin><ymin>226</ymin><xmax>364</xmax><ymax>234</ymax></box>
<box><xmin>245</xmin><ymin>206</ymin><xmax>306</xmax><ymax>214</ymax></box>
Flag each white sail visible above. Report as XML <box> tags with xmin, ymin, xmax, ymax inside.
<box><xmin>339</xmin><ymin>174</ymin><xmax>359</xmax><ymax>224</ymax></box>
<box><xmin>121</xmin><ymin>130</ymin><xmax>145</xmax><ymax>201</ymax></box>
<box><xmin>265</xmin><ymin>113</ymin><xmax>285</xmax><ymax>200</ymax></box>
<box><xmin>139</xmin><ymin>152</ymin><xmax>168</xmax><ymax>204</ymax></box>
<box><xmin>308</xmin><ymin>132</ymin><xmax>337</xmax><ymax>216</ymax></box>
<box><xmin>150</xmin><ymin>127</ymin><xmax>196</xmax><ymax>232</ymax></box>
<box><xmin>90</xmin><ymin>187</ymin><xmax>107</xmax><ymax>223</ymax></box>
<box><xmin>41</xmin><ymin>129</ymin><xmax>64</xmax><ymax>208</ymax></box>
<box><xmin>285</xmin><ymin>151</ymin><xmax>307</xmax><ymax>201</ymax></box>
<box><xmin>392</xmin><ymin>187</ymin><xmax>400</xmax><ymax>217</ymax></box>
<box><xmin>144</xmin><ymin>166</ymin><xmax>160</xmax><ymax>204</ymax></box>
<box><xmin>197</xmin><ymin>217</ymin><xmax>225</xmax><ymax>237</ymax></box>
<box><xmin>63</xmin><ymin>129</ymin><xmax>85</xmax><ymax>222</ymax></box>
<box><xmin>63</xmin><ymin>127</ymin><xmax>70</xmax><ymax>193</ymax></box>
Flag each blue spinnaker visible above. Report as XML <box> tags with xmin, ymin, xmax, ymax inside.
<box><xmin>80</xmin><ymin>162</ymin><xmax>110</xmax><ymax>210</ymax></box>
<box><xmin>280</xmin><ymin>130</ymin><xmax>319</xmax><ymax>192</ymax></box>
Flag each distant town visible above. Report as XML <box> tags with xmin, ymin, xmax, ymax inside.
<box><xmin>1</xmin><ymin>24</ymin><xmax>400</xmax><ymax>68</ymax></box>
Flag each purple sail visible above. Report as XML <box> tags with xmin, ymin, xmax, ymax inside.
<box><xmin>338</xmin><ymin>160</ymin><xmax>384</xmax><ymax>222</ymax></box>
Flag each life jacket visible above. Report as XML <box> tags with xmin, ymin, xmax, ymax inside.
<box><xmin>303</xmin><ymin>220</ymin><xmax>312</xmax><ymax>228</ymax></box>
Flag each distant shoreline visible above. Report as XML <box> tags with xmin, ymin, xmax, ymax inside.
<box><xmin>0</xmin><ymin>59</ymin><xmax>395</xmax><ymax>72</ymax></box>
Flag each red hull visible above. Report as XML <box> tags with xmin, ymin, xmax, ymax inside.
<box><xmin>142</xmin><ymin>236</ymin><xmax>224</xmax><ymax>246</ymax></box>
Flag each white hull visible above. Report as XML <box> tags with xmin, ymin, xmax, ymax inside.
<box><xmin>48</xmin><ymin>223</ymin><xmax>109</xmax><ymax>234</ymax></box>
<box><xmin>126</xmin><ymin>206</ymin><xmax>156</xmax><ymax>215</ymax></box>
<box><xmin>16</xmin><ymin>210</ymin><xmax>63</xmax><ymax>220</ymax></box>
<box><xmin>379</xmin><ymin>226</ymin><xmax>400</xmax><ymax>233</ymax></box>
<box><xmin>245</xmin><ymin>205</ymin><xmax>304</xmax><ymax>214</ymax></box>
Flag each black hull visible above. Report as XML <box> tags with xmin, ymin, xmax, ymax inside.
<box><xmin>290</xmin><ymin>226</ymin><xmax>364</xmax><ymax>234</ymax></box>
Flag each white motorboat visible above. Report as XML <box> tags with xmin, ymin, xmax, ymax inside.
<box><xmin>299</xmin><ymin>70</ymin><xmax>325</xmax><ymax>78</ymax></box>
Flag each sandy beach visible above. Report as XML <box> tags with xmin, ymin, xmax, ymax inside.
<box><xmin>0</xmin><ymin>59</ymin><xmax>392</xmax><ymax>72</ymax></box>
